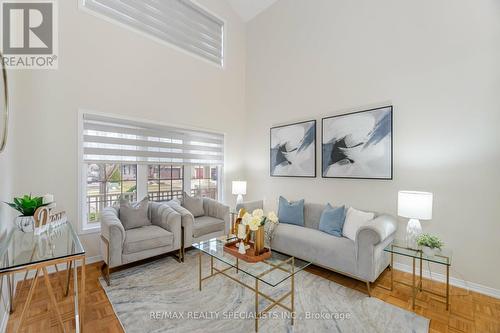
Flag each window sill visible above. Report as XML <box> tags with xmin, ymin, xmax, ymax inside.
<box><xmin>79</xmin><ymin>224</ymin><xmax>101</xmax><ymax>235</ymax></box>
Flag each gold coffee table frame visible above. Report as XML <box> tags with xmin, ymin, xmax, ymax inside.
<box><xmin>198</xmin><ymin>249</ymin><xmax>298</xmax><ymax>332</ymax></box>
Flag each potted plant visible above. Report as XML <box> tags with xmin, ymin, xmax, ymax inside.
<box><xmin>416</xmin><ymin>233</ymin><xmax>444</xmax><ymax>256</ymax></box>
<box><xmin>5</xmin><ymin>194</ymin><xmax>47</xmax><ymax>232</ymax></box>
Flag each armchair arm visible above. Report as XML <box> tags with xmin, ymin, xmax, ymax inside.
<box><xmin>100</xmin><ymin>207</ymin><xmax>125</xmax><ymax>268</ymax></box>
<box><xmin>150</xmin><ymin>202</ymin><xmax>182</xmax><ymax>250</ymax></box>
<box><xmin>167</xmin><ymin>203</ymin><xmax>195</xmax><ymax>249</ymax></box>
<box><xmin>203</xmin><ymin>198</ymin><xmax>230</xmax><ymax>234</ymax></box>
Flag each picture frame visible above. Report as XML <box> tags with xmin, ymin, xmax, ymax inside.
<box><xmin>270</xmin><ymin>120</ymin><xmax>317</xmax><ymax>178</ymax></box>
<box><xmin>322</xmin><ymin>106</ymin><xmax>393</xmax><ymax>180</ymax></box>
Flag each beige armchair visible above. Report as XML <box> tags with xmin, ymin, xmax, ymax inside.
<box><xmin>168</xmin><ymin>197</ymin><xmax>230</xmax><ymax>260</ymax></box>
<box><xmin>100</xmin><ymin>202</ymin><xmax>182</xmax><ymax>285</ymax></box>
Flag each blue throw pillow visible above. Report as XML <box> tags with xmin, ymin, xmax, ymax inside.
<box><xmin>278</xmin><ymin>196</ymin><xmax>305</xmax><ymax>226</ymax></box>
<box><xmin>319</xmin><ymin>204</ymin><xmax>346</xmax><ymax>237</ymax></box>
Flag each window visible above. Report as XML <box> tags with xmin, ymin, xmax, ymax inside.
<box><xmin>148</xmin><ymin>165</ymin><xmax>184</xmax><ymax>201</ymax></box>
<box><xmin>86</xmin><ymin>164</ymin><xmax>137</xmax><ymax>224</ymax></box>
<box><xmin>80</xmin><ymin>112</ymin><xmax>224</xmax><ymax>232</ymax></box>
<box><xmin>191</xmin><ymin>165</ymin><xmax>219</xmax><ymax>199</ymax></box>
<box><xmin>80</xmin><ymin>0</ymin><xmax>224</xmax><ymax>66</ymax></box>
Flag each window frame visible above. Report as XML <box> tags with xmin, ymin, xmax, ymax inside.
<box><xmin>78</xmin><ymin>110</ymin><xmax>225</xmax><ymax>234</ymax></box>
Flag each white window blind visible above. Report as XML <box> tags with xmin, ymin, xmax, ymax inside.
<box><xmin>81</xmin><ymin>0</ymin><xmax>224</xmax><ymax>66</ymax></box>
<box><xmin>83</xmin><ymin>114</ymin><xmax>224</xmax><ymax>165</ymax></box>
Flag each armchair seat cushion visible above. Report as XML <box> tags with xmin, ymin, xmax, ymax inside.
<box><xmin>123</xmin><ymin>225</ymin><xmax>174</xmax><ymax>254</ymax></box>
<box><xmin>193</xmin><ymin>216</ymin><xmax>225</xmax><ymax>238</ymax></box>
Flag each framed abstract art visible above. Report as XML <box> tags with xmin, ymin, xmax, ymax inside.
<box><xmin>270</xmin><ymin>120</ymin><xmax>316</xmax><ymax>177</ymax></box>
<box><xmin>322</xmin><ymin>106</ymin><xmax>393</xmax><ymax>179</ymax></box>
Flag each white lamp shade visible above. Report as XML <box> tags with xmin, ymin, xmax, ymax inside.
<box><xmin>398</xmin><ymin>191</ymin><xmax>433</xmax><ymax>220</ymax></box>
<box><xmin>232</xmin><ymin>181</ymin><xmax>247</xmax><ymax>195</ymax></box>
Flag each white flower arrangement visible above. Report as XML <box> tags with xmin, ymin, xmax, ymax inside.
<box><xmin>242</xmin><ymin>209</ymin><xmax>278</xmax><ymax>231</ymax></box>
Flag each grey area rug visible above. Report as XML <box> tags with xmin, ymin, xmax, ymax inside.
<box><xmin>100</xmin><ymin>251</ymin><xmax>429</xmax><ymax>333</ymax></box>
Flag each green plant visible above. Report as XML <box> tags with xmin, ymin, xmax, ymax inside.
<box><xmin>4</xmin><ymin>194</ymin><xmax>46</xmax><ymax>216</ymax></box>
<box><xmin>416</xmin><ymin>233</ymin><xmax>444</xmax><ymax>249</ymax></box>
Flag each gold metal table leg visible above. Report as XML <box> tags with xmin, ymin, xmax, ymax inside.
<box><xmin>42</xmin><ymin>267</ymin><xmax>66</xmax><ymax>333</ymax></box>
<box><xmin>65</xmin><ymin>261</ymin><xmax>72</xmax><ymax>296</ymax></box>
<box><xmin>390</xmin><ymin>248</ymin><xmax>394</xmax><ymax>291</ymax></box>
<box><xmin>236</xmin><ymin>257</ymin><xmax>239</xmax><ymax>273</ymax></box>
<box><xmin>16</xmin><ymin>268</ymin><xmax>39</xmax><ymax>333</ymax></box>
<box><xmin>198</xmin><ymin>250</ymin><xmax>202</xmax><ymax>291</ymax></box>
<box><xmin>255</xmin><ymin>278</ymin><xmax>259</xmax><ymax>332</ymax></box>
<box><xmin>412</xmin><ymin>257</ymin><xmax>416</xmax><ymax>310</ymax></box>
<box><xmin>419</xmin><ymin>252</ymin><xmax>423</xmax><ymax>292</ymax></box>
<box><xmin>446</xmin><ymin>265</ymin><xmax>450</xmax><ymax>311</ymax></box>
<box><xmin>291</xmin><ymin>257</ymin><xmax>295</xmax><ymax>326</ymax></box>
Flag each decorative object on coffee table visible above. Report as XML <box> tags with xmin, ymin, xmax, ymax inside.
<box><xmin>416</xmin><ymin>233</ymin><xmax>444</xmax><ymax>256</ymax></box>
<box><xmin>242</xmin><ymin>209</ymin><xmax>278</xmax><ymax>255</ymax></box>
<box><xmin>398</xmin><ymin>191</ymin><xmax>433</xmax><ymax>248</ymax></box>
<box><xmin>322</xmin><ymin>105</ymin><xmax>393</xmax><ymax>179</ymax></box>
<box><xmin>270</xmin><ymin>120</ymin><xmax>316</xmax><ymax>177</ymax></box>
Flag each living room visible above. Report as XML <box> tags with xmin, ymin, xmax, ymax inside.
<box><xmin>0</xmin><ymin>0</ymin><xmax>498</xmax><ymax>332</ymax></box>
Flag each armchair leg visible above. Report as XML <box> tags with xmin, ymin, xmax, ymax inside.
<box><xmin>101</xmin><ymin>262</ymin><xmax>110</xmax><ymax>286</ymax></box>
<box><xmin>100</xmin><ymin>235</ymin><xmax>111</xmax><ymax>286</ymax></box>
<box><xmin>173</xmin><ymin>249</ymin><xmax>182</xmax><ymax>263</ymax></box>
<box><xmin>366</xmin><ymin>281</ymin><xmax>371</xmax><ymax>297</ymax></box>
<box><xmin>181</xmin><ymin>226</ymin><xmax>185</xmax><ymax>263</ymax></box>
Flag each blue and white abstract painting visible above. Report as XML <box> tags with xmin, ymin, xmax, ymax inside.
<box><xmin>270</xmin><ymin>120</ymin><xmax>316</xmax><ymax>177</ymax></box>
<box><xmin>322</xmin><ymin>106</ymin><xmax>392</xmax><ymax>179</ymax></box>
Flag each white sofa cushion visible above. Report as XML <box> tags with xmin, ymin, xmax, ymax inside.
<box><xmin>342</xmin><ymin>207</ymin><xmax>375</xmax><ymax>241</ymax></box>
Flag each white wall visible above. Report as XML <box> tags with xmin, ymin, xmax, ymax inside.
<box><xmin>10</xmin><ymin>0</ymin><xmax>247</xmax><ymax>257</ymax></box>
<box><xmin>245</xmin><ymin>0</ymin><xmax>500</xmax><ymax>290</ymax></box>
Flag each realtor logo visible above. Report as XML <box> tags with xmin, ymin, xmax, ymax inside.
<box><xmin>1</xmin><ymin>1</ymin><xmax>58</xmax><ymax>69</ymax></box>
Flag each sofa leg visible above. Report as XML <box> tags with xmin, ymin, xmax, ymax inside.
<box><xmin>366</xmin><ymin>281</ymin><xmax>371</xmax><ymax>297</ymax></box>
<box><xmin>174</xmin><ymin>249</ymin><xmax>182</xmax><ymax>263</ymax></box>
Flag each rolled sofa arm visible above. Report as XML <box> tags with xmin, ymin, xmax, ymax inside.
<box><xmin>100</xmin><ymin>207</ymin><xmax>125</xmax><ymax>268</ymax></box>
<box><xmin>150</xmin><ymin>202</ymin><xmax>182</xmax><ymax>250</ymax></box>
<box><xmin>355</xmin><ymin>214</ymin><xmax>397</xmax><ymax>282</ymax></box>
<box><xmin>167</xmin><ymin>202</ymin><xmax>195</xmax><ymax>249</ymax></box>
<box><xmin>203</xmin><ymin>198</ymin><xmax>230</xmax><ymax>233</ymax></box>
<box><xmin>356</xmin><ymin>214</ymin><xmax>397</xmax><ymax>246</ymax></box>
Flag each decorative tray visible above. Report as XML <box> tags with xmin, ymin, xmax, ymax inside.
<box><xmin>223</xmin><ymin>239</ymin><xmax>271</xmax><ymax>263</ymax></box>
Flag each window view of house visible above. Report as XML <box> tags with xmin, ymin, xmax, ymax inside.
<box><xmin>148</xmin><ymin>165</ymin><xmax>184</xmax><ymax>201</ymax></box>
<box><xmin>86</xmin><ymin>164</ymin><xmax>137</xmax><ymax>223</ymax></box>
<box><xmin>191</xmin><ymin>165</ymin><xmax>219</xmax><ymax>199</ymax></box>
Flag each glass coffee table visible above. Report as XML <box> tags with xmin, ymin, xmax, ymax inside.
<box><xmin>193</xmin><ymin>237</ymin><xmax>311</xmax><ymax>332</ymax></box>
<box><xmin>384</xmin><ymin>239</ymin><xmax>452</xmax><ymax>310</ymax></box>
<box><xmin>0</xmin><ymin>222</ymin><xmax>86</xmax><ymax>332</ymax></box>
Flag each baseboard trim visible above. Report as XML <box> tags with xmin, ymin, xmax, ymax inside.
<box><xmin>393</xmin><ymin>262</ymin><xmax>500</xmax><ymax>299</ymax></box>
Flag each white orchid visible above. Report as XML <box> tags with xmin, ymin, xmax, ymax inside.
<box><xmin>248</xmin><ymin>216</ymin><xmax>262</xmax><ymax>231</ymax></box>
<box><xmin>252</xmin><ymin>209</ymin><xmax>264</xmax><ymax>218</ymax></box>
<box><xmin>267</xmin><ymin>211</ymin><xmax>278</xmax><ymax>223</ymax></box>
<box><xmin>242</xmin><ymin>212</ymin><xmax>252</xmax><ymax>225</ymax></box>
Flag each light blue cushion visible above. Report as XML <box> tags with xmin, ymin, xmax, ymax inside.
<box><xmin>319</xmin><ymin>204</ymin><xmax>346</xmax><ymax>237</ymax></box>
<box><xmin>278</xmin><ymin>196</ymin><xmax>305</xmax><ymax>226</ymax></box>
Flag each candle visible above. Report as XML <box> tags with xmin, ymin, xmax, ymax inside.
<box><xmin>237</xmin><ymin>223</ymin><xmax>246</xmax><ymax>239</ymax></box>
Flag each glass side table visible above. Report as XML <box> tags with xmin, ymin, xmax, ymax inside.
<box><xmin>384</xmin><ymin>239</ymin><xmax>452</xmax><ymax>310</ymax></box>
<box><xmin>0</xmin><ymin>222</ymin><xmax>86</xmax><ymax>332</ymax></box>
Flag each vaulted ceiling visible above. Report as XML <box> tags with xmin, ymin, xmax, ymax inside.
<box><xmin>226</xmin><ymin>0</ymin><xmax>278</xmax><ymax>22</ymax></box>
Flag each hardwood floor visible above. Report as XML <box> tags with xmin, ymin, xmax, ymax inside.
<box><xmin>6</xmin><ymin>260</ymin><xmax>500</xmax><ymax>333</ymax></box>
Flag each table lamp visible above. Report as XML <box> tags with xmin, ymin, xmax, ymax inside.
<box><xmin>398</xmin><ymin>191</ymin><xmax>433</xmax><ymax>248</ymax></box>
<box><xmin>232</xmin><ymin>181</ymin><xmax>247</xmax><ymax>205</ymax></box>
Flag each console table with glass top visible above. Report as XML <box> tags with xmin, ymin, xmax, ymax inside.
<box><xmin>0</xmin><ymin>222</ymin><xmax>86</xmax><ymax>332</ymax></box>
<box><xmin>194</xmin><ymin>237</ymin><xmax>310</xmax><ymax>332</ymax></box>
<box><xmin>384</xmin><ymin>240</ymin><xmax>452</xmax><ymax>310</ymax></box>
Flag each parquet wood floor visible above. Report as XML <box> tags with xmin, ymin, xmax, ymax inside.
<box><xmin>6</xmin><ymin>257</ymin><xmax>500</xmax><ymax>332</ymax></box>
